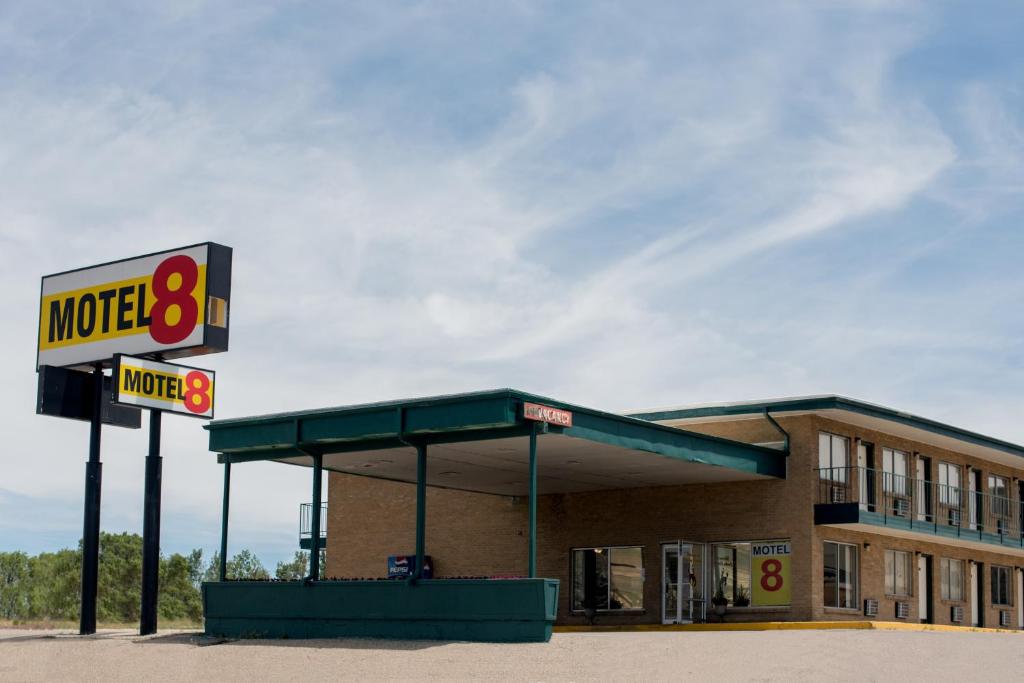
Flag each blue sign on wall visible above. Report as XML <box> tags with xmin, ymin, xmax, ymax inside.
<box><xmin>387</xmin><ymin>555</ymin><xmax>433</xmax><ymax>579</ymax></box>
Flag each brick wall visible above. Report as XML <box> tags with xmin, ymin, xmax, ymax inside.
<box><xmin>325</xmin><ymin>412</ymin><xmax>1024</xmax><ymax>627</ymax></box>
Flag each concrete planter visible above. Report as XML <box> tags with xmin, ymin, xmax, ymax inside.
<box><xmin>202</xmin><ymin>578</ymin><xmax>559</xmax><ymax>643</ymax></box>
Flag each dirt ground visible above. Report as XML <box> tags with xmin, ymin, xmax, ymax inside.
<box><xmin>2</xmin><ymin>627</ymin><xmax>1023</xmax><ymax>681</ymax></box>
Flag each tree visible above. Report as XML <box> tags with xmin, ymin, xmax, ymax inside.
<box><xmin>0</xmin><ymin>552</ymin><xmax>31</xmax><ymax>619</ymax></box>
<box><xmin>159</xmin><ymin>553</ymin><xmax>202</xmax><ymax>621</ymax></box>
<box><xmin>97</xmin><ymin>532</ymin><xmax>142</xmax><ymax>623</ymax></box>
<box><xmin>202</xmin><ymin>549</ymin><xmax>270</xmax><ymax>581</ymax></box>
<box><xmin>27</xmin><ymin>549</ymin><xmax>80</xmax><ymax>620</ymax></box>
<box><xmin>275</xmin><ymin>552</ymin><xmax>308</xmax><ymax>580</ymax></box>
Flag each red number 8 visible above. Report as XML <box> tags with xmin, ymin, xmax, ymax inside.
<box><xmin>149</xmin><ymin>255</ymin><xmax>199</xmax><ymax>344</ymax></box>
<box><xmin>184</xmin><ymin>371</ymin><xmax>212</xmax><ymax>414</ymax></box>
<box><xmin>761</xmin><ymin>559</ymin><xmax>783</xmax><ymax>591</ymax></box>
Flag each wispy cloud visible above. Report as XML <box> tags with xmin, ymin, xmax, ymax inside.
<box><xmin>0</xmin><ymin>1</ymin><xmax>1021</xmax><ymax>564</ymax></box>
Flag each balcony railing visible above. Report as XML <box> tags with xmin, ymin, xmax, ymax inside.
<box><xmin>300</xmin><ymin>502</ymin><xmax>328</xmax><ymax>541</ymax></box>
<box><xmin>817</xmin><ymin>466</ymin><xmax>1023</xmax><ymax>542</ymax></box>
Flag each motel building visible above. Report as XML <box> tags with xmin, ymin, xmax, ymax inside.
<box><xmin>202</xmin><ymin>390</ymin><xmax>1024</xmax><ymax>641</ymax></box>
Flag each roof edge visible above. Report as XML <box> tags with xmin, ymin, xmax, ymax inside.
<box><xmin>629</xmin><ymin>395</ymin><xmax>1024</xmax><ymax>460</ymax></box>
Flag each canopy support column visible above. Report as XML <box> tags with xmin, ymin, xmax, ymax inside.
<box><xmin>219</xmin><ymin>461</ymin><xmax>230</xmax><ymax>581</ymax></box>
<box><xmin>528</xmin><ymin>423</ymin><xmax>538</xmax><ymax>578</ymax></box>
<box><xmin>309</xmin><ymin>453</ymin><xmax>323</xmax><ymax>581</ymax></box>
<box><xmin>414</xmin><ymin>442</ymin><xmax>427</xmax><ymax>580</ymax></box>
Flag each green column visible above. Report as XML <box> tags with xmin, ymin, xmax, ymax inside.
<box><xmin>219</xmin><ymin>461</ymin><xmax>230</xmax><ymax>581</ymax></box>
<box><xmin>309</xmin><ymin>453</ymin><xmax>323</xmax><ymax>580</ymax></box>
<box><xmin>415</xmin><ymin>442</ymin><xmax>427</xmax><ymax>580</ymax></box>
<box><xmin>529</xmin><ymin>424</ymin><xmax>538</xmax><ymax>578</ymax></box>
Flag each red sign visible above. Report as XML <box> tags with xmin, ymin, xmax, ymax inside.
<box><xmin>523</xmin><ymin>402</ymin><xmax>573</xmax><ymax>427</ymax></box>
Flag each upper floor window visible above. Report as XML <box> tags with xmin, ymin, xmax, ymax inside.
<box><xmin>937</xmin><ymin>462</ymin><xmax>961</xmax><ymax>506</ymax></box>
<box><xmin>882</xmin><ymin>448</ymin><xmax>910</xmax><ymax>495</ymax></box>
<box><xmin>988</xmin><ymin>475</ymin><xmax>1010</xmax><ymax>518</ymax></box>
<box><xmin>884</xmin><ymin>549</ymin><xmax>911</xmax><ymax>597</ymax></box>
<box><xmin>991</xmin><ymin>565</ymin><xmax>1012</xmax><ymax>606</ymax></box>
<box><xmin>818</xmin><ymin>433</ymin><xmax>849</xmax><ymax>482</ymax></box>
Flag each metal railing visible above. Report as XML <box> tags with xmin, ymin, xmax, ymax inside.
<box><xmin>817</xmin><ymin>466</ymin><xmax>1023</xmax><ymax>542</ymax></box>
<box><xmin>299</xmin><ymin>502</ymin><xmax>328</xmax><ymax>540</ymax></box>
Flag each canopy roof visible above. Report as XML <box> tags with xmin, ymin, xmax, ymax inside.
<box><xmin>205</xmin><ymin>389</ymin><xmax>785</xmax><ymax>496</ymax></box>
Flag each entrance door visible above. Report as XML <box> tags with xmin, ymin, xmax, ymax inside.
<box><xmin>1017</xmin><ymin>568</ymin><xmax>1023</xmax><ymax>630</ymax></box>
<box><xmin>970</xmin><ymin>562</ymin><xmax>980</xmax><ymax>626</ymax></box>
<box><xmin>918</xmin><ymin>555</ymin><xmax>932</xmax><ymax>623</ymax></box>
<box><xmin>662</xmin><ymin>544</ymin><xmax>680</xmax><ymax>624</ymax></box>
<box><xmin>916</xmin><ymin>457</ymin><xmax>931</xmax><ymax>522</ymax></box>
<box><xmin>662</xmin><ymin>542</ymin><xmax>704</xmax><ymax>623</ymax></box>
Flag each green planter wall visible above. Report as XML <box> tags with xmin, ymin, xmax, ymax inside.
<box><xmin>203</xmin><ymin>578</ymin><xmax>559</xmax><ymax>643</ymax></box>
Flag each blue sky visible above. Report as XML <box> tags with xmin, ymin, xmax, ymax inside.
<box><xmin>1</xmin><ymin>1</ymin><xmax>1022</xmax><ymax>570</ymax></box>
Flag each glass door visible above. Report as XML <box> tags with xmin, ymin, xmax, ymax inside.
<box><xmin>662</xmin><ymin>544</ymin><xmax>680</xmax><ymax>624</ymax></box>
<box><xmin>662</xmin><ymin>542</ymin><xmax>705</xmax><ymax>623</ymax></box>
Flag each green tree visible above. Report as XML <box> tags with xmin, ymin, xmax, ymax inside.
<box><xmin>27</xmin><ymin>549</ymin><xmax>80</xmax><ymax>620</ymax></box>
<box><xmin>97</xmin><ymin>532</ymin><xmax>142</xmax><ymax>623</ymax></box>
<box><xmin>159</xmin><ymin>553</ymin><xmax>202</xmax><ymax>621</ymax></box>
<box><xmin>275</xmin><ymin>551</ymin><xmax>308</xmax><ymax>580</ymax></box>
<box><xmin>202</xmin><ymin>549</ymin><xmax>270</xmax><ymax>580</ymax></box>
<box><xmin>0</xmin><ymin>551</ymin><xmax>32</xmax><ymax>619</ymax></box>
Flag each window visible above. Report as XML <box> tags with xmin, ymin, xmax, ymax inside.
<box><xmin>940</xmin><ymin>558</ymin><xmax>963</xmax><ymax>601</ymax></box>
<box><xmin>713</xmin><ymin>542</ymin><xmax>752</xmax><ymax>606</ymax></box>
<box><xmin>991</xmin><ymin>565</ymin><xmax>1012</xmax><ymax>606</ymax></box>
<box><xmin>572</xmin><ymin>547</ymin><xmax>644</xmax><ymax>611</ymax></box>
<box><xmin>823</xmin><ymin>541</ymin><xmax>858</xmax><ymax>609</ymax></box>
<box><xmin>882</xmin><ymin>448</ymin><xmax>909</xmax><ymax>495</ymax></box>
<box><xmin>818</xmin><ymin>433</ymin><xmax>849</xmax><ymax>482</ymax></box>
<box><xmin>988</xmin><ymin>475</ymin><xmax>1010</xmax><ymax>518</ymax></box>
<box><xmin>937</xmin><ymin>462</ymin><xmax>961</xmax><ymax>506</ymax></box>
<box><xmin>884</xmin><ymin>550</ymin><xmax>911</xmax><ymax>596</ymax></box>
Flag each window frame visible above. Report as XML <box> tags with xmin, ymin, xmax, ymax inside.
<box><xmin>990</xmin><ymin>565</ymin><xmax>1013</xmax><ymax>607</ymax></box>
<box><xmin>823</xmin><ymin>540</ymin><xmax>858</xmax><ymax>609</ymax></box>
<box><xmin>988</xmin><ymin>475</ymin><xmax>1010</xmax><ymax>519</ymax></box>
<box><xmin>937</xmin><ymin>462</ymin><xmax>961</xmax><ymax>507</ymax></box>
<box><xmin>818</xmin><ymin>432</ymin><xmax>849</xmax><ymax>483</ymax></box>
<box><xmin>882</xmin><ymin>447</ymin><xmax>910</xmax><ymax>495</ymax></box>
<box><xmin>570</xmin><ymin>545</ymin><xmax>645</xmax><ymax>613</ymax></box>
<box><xmin>711</xmin><ymin>541</ymin><xmax>753</xmax><ymax>607</ymax></box>
<box><xmin>884</xmin><ymin>549</ymin><xmax>912</xmax><ymax>597</ymax></box>
<box><xmin>940</xmin><ymin>558</ymin><xmax>964</xmax><ymax>602</ymax></box>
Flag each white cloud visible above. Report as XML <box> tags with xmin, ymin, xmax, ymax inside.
<box><xmin>0</xmin><ymin>1</ymin><xmax>1020</xmax><ymax>565</ymax></box>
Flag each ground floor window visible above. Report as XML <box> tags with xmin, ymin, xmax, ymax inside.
<box><xmin>991</xmin><ymin>565</ymin><xmax>1012</xmax><ymax>606</ymax></box>
<box><xmin>823</xmin><ymin>541</ymin><xmax>857</xmax><ymax>609</ymax></box>
<box><xmin>713</xmin><ymin>542</ymin><xmax>752</xmax><ymax>606</ymax></box>
<box><xmin>572</xmin><ymin>546</ymin><xmax>644</xmax><ymax>611</ymax></box>
<box><xmin>884</xmin><ymin>550</ymin><xmax>911</xmax><ymax>597</ymax></box>
<box><xmin>940</xmin><ymin>558</ymin><xmax>964</xmax><ymax>601</ymax></box>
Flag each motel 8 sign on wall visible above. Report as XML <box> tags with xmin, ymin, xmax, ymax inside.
<box><xmin>37</xmin><ymin>243</ymin><xmax>232</xmax><ymax>370</ymax></box>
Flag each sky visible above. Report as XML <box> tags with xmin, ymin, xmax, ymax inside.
<box><xmin>1</xmin><ymin>1</ymin><xmax>1022</xmax><ymax>570</ymax></box>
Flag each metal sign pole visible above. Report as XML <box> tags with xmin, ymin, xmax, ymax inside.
<box><xmin>79</xmin><ymin>364</ymin><xmax>104</xmax><ymax>635</ymax></box>
<box><xmin>139</xmin><ymin>408</ymin><xmax>163</xmax><ymax>635</ymax></box>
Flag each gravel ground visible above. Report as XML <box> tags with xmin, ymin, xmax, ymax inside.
<box><xmin>2</xmin><ymin>627</ymin><xmax>1023</xmax><ymax>682</ymax></box>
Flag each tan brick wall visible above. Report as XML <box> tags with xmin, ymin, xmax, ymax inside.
<box><xmin>326</xmin><ymin>412</ymin><xmax>1024</xmax><ymax>627</ymax></box>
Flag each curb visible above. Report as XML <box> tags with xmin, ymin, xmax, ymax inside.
<box><xmin>553</xmin><ymin>620</ymin><xmax>1023</xmax><ymax>634</ymax></box>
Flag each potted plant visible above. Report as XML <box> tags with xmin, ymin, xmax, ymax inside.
<box><xmin>734</xmin><ymin>586</ymin><xmax>751</xmax><ymax>607</ymax></box>
<box><xmin>711</xmin><ymin>574</ymin><xmax>730</xmax><ymax>617</ymax></box>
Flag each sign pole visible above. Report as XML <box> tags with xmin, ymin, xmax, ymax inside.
<box><xmin>139</xmin><ymin>408</ymin><xmax>163</xmax><ymax>635</ymax></box>
<box><xmin>79</xmin><ymin>363</ymin><xmax>104</xmax><ymax>635</ymax></box>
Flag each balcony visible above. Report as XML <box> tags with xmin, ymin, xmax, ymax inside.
<box><xmin>299</xmin><ymin>502</ymin><xmax>327</xmax><ymax>550</ymax></box>
<box><xmin>815</xmin><ymin>467</ymin><xmax>1024</xmax><ymax>551</ymax></box>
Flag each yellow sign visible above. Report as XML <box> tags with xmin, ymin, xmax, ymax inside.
<box><xmin>112</xmin><ymin>354</ymin><xmax>215</xmax><ymax>419</ymax></box>
<box><xmin>751</xmin><ymin>541</ymin><xmax>791</xmax><ymax>607</ymax></box>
